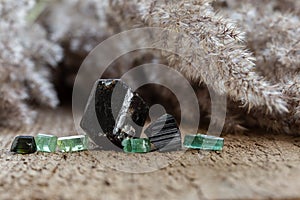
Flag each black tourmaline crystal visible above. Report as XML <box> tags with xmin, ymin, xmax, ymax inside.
<box><xmin>145</xmin><ymin>114</ymin><xmax>182</xmax><ymax>152</ymax></box>
<box><xmin>10</xmin><ymin>136</ymin><xmax>37</xmax><ymax>154</ymax></box>
<box><xmin>80</xmin><ymin>79</ymin><xmax>149</xmax><ymax>149</ymax></box>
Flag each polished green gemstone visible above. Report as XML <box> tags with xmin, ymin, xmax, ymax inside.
<box><xmin>183</xmin><ymin>134</ymin><xmax>224</xmax><ymax>151</ymax></box>
<box><xmin>121</xmin><ymin>138</ymin><xmax>151</xmax><ymax>153</ymax></box>
<box><xmin>57</xmin><ymin>135</ymin><xmax>88</xmax><ymax>152</ymax></box>
<box><xmin>35</xmin><ymin>134</ymin><xmax>57</xmax><ymax>152</ymax></box>
<box><xmin>10</xmin><ymin>136</ymin><xmax>37</xmax><ymax>154</ymax></box>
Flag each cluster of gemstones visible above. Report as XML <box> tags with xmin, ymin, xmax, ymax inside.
<box><xmin>10</xmin><ymin>79</ymin><xmax>224</xmax><ymax>154</ymax></box>
<box><xmin>80</xmin><ymin>79</ymin><xmax>224</xmax><ymax>153</ymax></box>
<box><xmin>10</xmin><ymin>134</ymin><xmax>88</xmax><ymax>154</ymax></box>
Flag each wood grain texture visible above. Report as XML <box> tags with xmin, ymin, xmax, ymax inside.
<box><xmin>0</xmin><ymin>108</ymin><xmax>300</xmax><ymax>200</ymax></box>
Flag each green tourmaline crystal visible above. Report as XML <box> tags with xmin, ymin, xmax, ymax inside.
<box><xmin>183</xmin><ymin>134</ymin><xmax>224</xmax><ymax>151</ymax></box>
<box><xmin>57</xmin><ymin>135</ymin><xmax>88</xmax><ymax>152</ymax></box>
<box><xmin>121</xmin><ymin>138</ymin><xmax>151</xmax><ymax>153</ymax></box>
<box><xmin>35</xmin><ymin>134</ymin><xmax>58</xmax><ymax>152</ymax></box>
<box><xmin>10</xmin><ymin>136</ymin><xmax>37</xmax><ymax>154</ymax></box>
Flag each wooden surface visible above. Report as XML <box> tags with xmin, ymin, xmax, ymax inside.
<box><xmin>0</xmin><ymin>108</ymin><xmax>300</xmax><ymax>200</ymax></box>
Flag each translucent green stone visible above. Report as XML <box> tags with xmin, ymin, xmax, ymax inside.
<box><xmin>57</xmin><ymin>135</ymin><xmax>88</xmax><ymax>152</ymax></box>
<box><xmin>10</xmin><ymin>136</ymin><xmax>37</xmax><ymax>154</ymax></box>
<box><xmin>183</xmin><ymin>134</ymin><xmax>224</xmax><ymax>151</ymax></box>
<box><xmin>35</xmin><ymin>134</ymin><xmax>58</xmax><ymax>152</ymax></box>
<box><xmin>121</xmin><ymin>138</ymin><xmax>151</xmax><ymax>153</ymax></box>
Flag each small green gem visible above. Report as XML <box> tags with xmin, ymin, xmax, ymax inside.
<box><xmin>183</xmin><ymin>134</ymin><xmax>224</xmax><ymax>151</ymax></box>
<box><xmin>10</xmin><ymin>136</ymin><xmax>37</xmax><ymax>154</ymax></box>
<box><xmin>35</xmin><ymin>134</ymin><xmax>58</xmax><ymax>152</ymax></box>
<box><xmin>121</xmin><ymin>138</ymin><xmax>151</xmax><ymax>153</ymax></box>
<box><xmin>57</xmin><ymin>135</ymin><xmax>88</xmax><ymax>152</ymax></box>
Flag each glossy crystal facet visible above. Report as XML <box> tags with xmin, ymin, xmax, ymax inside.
<box><xmin>10</xmin><ymin>136</ymin><xmax>37</xmax><ymax>154</ymax></box>
<box><xmin>145</xmin><ymin>114</ymin><xmax>182</xmax><ymax>152</ymax></box>
<box><xmin>183</xmin><ymin>134</ymin><xmax>224</xmax><ymax>151</ymax></box>
<box><xmin>121</xmin><ymin>138</ymin><xmax>151</xmax><ymax>153</ymax></box>
<box><xmin>80</xmin><ymin>79</ymin><xmax>149</xmax><ymax>149</ymax></box>
<box><xmin>35</xmin><ymin>133</ymin><xmax>58</xmax><ymax>152</ymax></box>
<box><xmin>57</xmin><ymin>135</ymin><xmax>88</xmax><ymax>152</ymax></box>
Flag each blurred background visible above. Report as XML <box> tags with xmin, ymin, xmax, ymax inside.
<box><xmin>1</xmin><ymin>0</ymin><xmax>300</xmax><ymax>135</ymax></box>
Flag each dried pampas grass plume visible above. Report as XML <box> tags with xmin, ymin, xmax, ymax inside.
<box><xmin>215</xmin><ymin>0</ymin><xmax>300</xmax><ymax>134</ymax></box>
<box><xmin>111</xmin><ymin>0</ymin><xmax>288</xmax><ymax>112</ymax></box>
<box><xmin>0</xmin><ymin>0</ymin><xmax>62</xmax><ymax>127</ymax></box>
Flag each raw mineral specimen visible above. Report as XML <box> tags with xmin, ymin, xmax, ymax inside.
<box><xmin>183</xmin><ymin>134</ymin><xmax>224</xmax><ymax>151</ymax></box>
<box><xmin>144</xmin><ymin>114</ymin><xmax>182</xmax><ymax>152</ymax></box>
<box><xmin>10</xmin><ymin>136</ymin><xmax>37</xmax><ymax>154</ymax></box>
<box><xmin>80</xmin><ymin>80</ymin><xmax>117</xmax><ymax>151</ymax></box>
<box><xmin>57</xmin><ymin>135</ymin><xmax>88</xmax><ymax>152</ymax></box>
<box><xmin>121</xmin><ymin>138</ymin><xmax>151</xmax><ymax>153</ymax></box>
<box><xmin>81</xmin><ymin>79</ymin><xmax>149</xmax><ymax>149</ymax></box>
<box><xmin>35</xmin><ymin>133</ymin><xmax>58</xmax><ymax>153</ymax></box>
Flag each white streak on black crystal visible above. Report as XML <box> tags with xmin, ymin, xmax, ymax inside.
<box><xmin>81</xmin><ymin>79</ymin><xmax>149</xmax><ymax>149</ymax></box>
